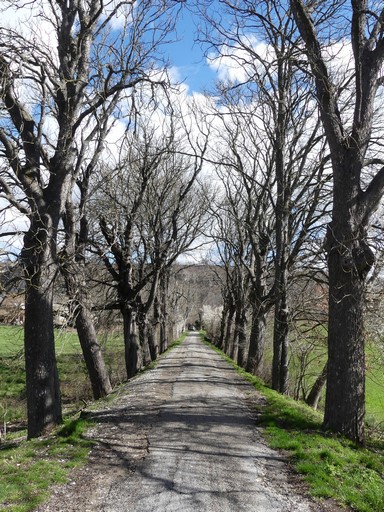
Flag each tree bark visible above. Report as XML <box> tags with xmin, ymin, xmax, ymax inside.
<box><xmin>218</xmin><ymin>301</ymin><xmax>230</xmax><ymax>350</ymax></box>
<box><xmin>122</xmin><ymin>307</ymin><xmax>139</xmax><ymax>379</ymax></box>
<box><xmin>306</xmin><ymin>362</ymin><xmax>327</xmax><ymax>410</ymax></box>
<box><xmin>271</xmin><ymin>55</ymin><xmax>290</xmax><ymax>395</ymax></box>
<box><xmin>22</xmin><ymin>228</ymin><xmax>62</xmax><ymax>439</ymax></box>
<box><xmin>158</xmin><ymin>270</ymin><xmax>170</xmax><ymax>354</ymax></box>
<box><xmin>74</xmin><ymin>305</ymin><xmax>113</xmax><ymax>399</ymax></box>
<box><xmin>246</xmin><ymin>304</ymin><xmax>267</xmax><ymax>376</ymax></box>
<box><xmin>323</xmin><ymin>208</ymin><xmax>372</xmax><ymax>443</ymax></box>
<box><xmin>289</xmin><ymin>0</ymin><xmax>384</xmax><ymax>445</ymax></box>
<box><xmin>236</xmin><ymin>307</ymin><xmax>248</xmax><ymax>368</ymax></box>
<box><xmin>147</xmin><ymin>321</ymin><xmax>159</xmax><ymax>361</ymax></box>
<box><xmin>138</xmin><ymin>318</ymin><xmax>152</xmax><ymax>366</ymax></box>
<box><xmin>61</xmin><ymin>201</ymin><xmax>113</xmax><ymax>399</ymax></box>
<box><xmin>272</xmin><ymin>290</ymin><xmax>290</xmax><ymax>394</ymax></box>
<box><xmin>223</xmin><ymin>304</ymin><xmax>235</xmax><ymax>356</ymax></box>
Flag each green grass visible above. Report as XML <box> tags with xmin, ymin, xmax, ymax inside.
<box><xmin>366</xmin><ymin>369</ymin><xmax>384</xmax><ymax>428</ymax></box>
<box><xmin>0</xmin><ymin>417</ymin><xmax>94</xmax><ymax>511</ymax></box>
<box><xmin>0</xmin><ymin>325</ymin><xmax>24</xmax><ymax>356</ymax></box>
<box><xmin>281</xmin><ymin>332</ymin><xmax>384</xmax><ymax>427</ymax></box>
<box><xmin>366</xmin><ymin>342</ymin><xmax>384</xmax><ymax>430</ymax></box>
<box><xmin>2</xmin><ymin>327</ymin><xmax>383</xmax><ymax>512</ymax></box>
<box><xmin>0</xmin><ymin>326</ymin><xmax>25</xmax><ymax>423</ymax></box>
<box><xmin>0</xmin><ymin>327</ymin><xmax>187</xmax><ymax>511</ymax></box>
<box><xmin>261</xmin><ymin>323</ymin><xmax>384</xmax><ymax>426</ymax></box>
<box><xmin>202</xmin><ymin>334</ymin><xmax>384</xmax><ymax>512</ymax></box>
<box><xmin>0</xmin><ymin>326</ymin><xmax>126</xmax><ymax>424</ymax></box>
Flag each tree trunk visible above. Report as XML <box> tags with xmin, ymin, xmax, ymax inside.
<box><xmin>122</xmin><ymin>307</ymin><xmax>139</xmax><ymax>379</ymax></box>
<box><xmin>224</xmin><ymin>304</ymin><xmax>235</xmax><ymax>357</ymax></box>
<box><xmin>60</xmin><ymin>248</ymin><xmax>113</xmax><ymax>399</ymax></box>
<box><xmin>246</xmin><ymin>304</ymin><xmax>267</xmax><ymax>376</ymax></box>
<box><xmin>306</xmin><ymin>362</ymin><xmax>327</xmax><ymax>410</ymax></box>
<box><xmin>236</xmin><ymin>307</ymin><xmax>248</xmax><ymax>368</ymax></box>
<box><xmin>271</xmin><ymin>56</ymin><xmax>290</xmax><ymax>395</ymax></box>
<box><xmin>246</xmin><ymin>237</ymin><xmax>270</xmax><ymax>376</ymax></box>
<box><xmin>324</xmin><ymin>263</ymin><xmax>365</xmax><ymax>443</ymax></box>
<box><xmin>167</xmin><ymin>322</ymin><xmax>175</xmax><ymax>348</ymax></box>
<box><xmin>218</xmin><ymin>302</ymin><xmax>229</xmax><ymax>350</ymax></box>
<box><xmin>147</xmin><ymin>321</ymin><xmax>159</xmax><ymax>361</ymax></box>
<box><xmin>321</xmin><ymin>146</ymin><xmax>376</xmax><ymax>444</ymax></box>
<box><xmin>158</xmin><ymin>272</ymin><xmax>169</xmax><ymax>354</ymax></box>
<box><xmin>289</xmin><ymin>0</ymin><xmax>384</xmax><ymax>444</ymax></box>
<box><xmin>150</xmin><ymin>295</ymin><xmax>164</xmax><ymax>356</ymax></box>
<box><xmin>137</xmin><ymin>317</ymin><xmax>152</xmax><ymax>366</ymax></box>
<box><xmin>230</xmin><ymin>303</ymin><xmax>242</xmax><ymax>361</ymax></box>
<box><xmin>49</xmin><ymin>204</ymin><xmax>112</xmax><ymax>408</ymax></box>
<box><xmin>74</xmin><ymin>305</ymin><xmax>113</xmax><ymax>399</ymax></box>
<box><xmin>22</xmin><ymin>232</ymin><xmax>62</xmax><ymax>439</ymax></box>
<box><xmin>159</xmin><ymin>320</ymin><xmax>167</xmax><ymax>354</ymax></box>
<box><xmin>272</xmin><ymin>288</ymin><xmax>289</xmax><ymax>394</ymax></box>
<box><xmin>323</xmin><ymin>222</ymin><xmax>371</xmax><ymax>443</ymax></box>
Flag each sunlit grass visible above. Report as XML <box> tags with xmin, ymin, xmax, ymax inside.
<box><xmin>0</xmin><ymin>325</ymin><xmax>126</xmax><ymax>424</ymax></box>
<box><xmin>0</xmin><ymin>326</ymin><xmax>25</xmax><ymax>423</ymax></box>
<box><xmin>366</xmin><ymin>342</ymin><xmax>384</xmax><ymax>431</ymax></box>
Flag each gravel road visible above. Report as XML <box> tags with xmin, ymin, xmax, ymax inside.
<box><xmin>36</xmin><ymin>333</ymin><xmax>341</xmax><ymax>512</ymax></box>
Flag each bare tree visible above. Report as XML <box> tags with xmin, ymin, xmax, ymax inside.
<box><xmin>0</xmin><ymin>0</ymin><xmax>182</xmax><ymax>437</ymax></box>
<box><xmin>89</xmin><ymin>112</ymin><xmax>210</xmax><ymax>377</ymax></box>
<box><xmin>60</xmin><ymin>169</ymin><xmax>113</xmax><ymax>399</ymax></box>
<box><xmin>290</xmin><ymin>0</ymin><xmax>384</xmax><ymax>443</ymax></box>
<box><xmin>211</xmin><ymin>208</ymin><xmax>250</xmax><ymax>362</ymax></box>
<box><xmin>208</xmin><ymin>97</ymin><xmax>275</xmax><ymax>372</ymax></box>
<box><xmin>203</xmin><ymin>0</ymin><xmax>332</xmax><ymax>394</ymax></box>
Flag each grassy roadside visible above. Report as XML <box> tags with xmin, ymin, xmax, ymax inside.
<box><xmin>201</xmin><ymin>334</ymin><xmax>384</xmax><ymax>512</ymax></box>
<box><xmin>0</xmin><ymin>330</ymin><xmax>187</xmax><ymax>512</ymax></box>
<box><xmin>0</xmin><ymin>418</ymin><xmax>94</xmax><ymax>512</ymax></box>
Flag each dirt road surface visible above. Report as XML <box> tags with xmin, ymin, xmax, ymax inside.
<box><xmin>36</xmin><ymin>334</ymin><xmax>341</xmax><ymax>512</ymax></box>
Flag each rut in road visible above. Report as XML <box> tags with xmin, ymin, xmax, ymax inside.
<box><xmin>37</xmin><ymin>333</ymin><xmax>326</xmax><ymax>512</ymax></box>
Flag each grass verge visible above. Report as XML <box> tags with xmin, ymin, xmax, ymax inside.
<box><xmin>201</xmin><ymin>334</ymin><xmax>384</xmax><ymax>512</ymax></box>
<box><xmin>0</xmin><ymin>417</ymin><xmax>94</xmax><ymax>512</ymax></box>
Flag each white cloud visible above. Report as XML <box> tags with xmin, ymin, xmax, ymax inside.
<box><xmin>101</xmin><ymin>0</ymin><xmax>136</xmax><ymax>30</ymax></box>
<box><xmin>0</xmin><ymin>199</ymin><xmax>29</xmax><ymax>257</ymax></box>
<box><xmin>168</xmin><ymin>66</ymin><xmax>191</xmax><ymax>95</ymax></box>
<box><xmin>1</xmin><ymin>1</ymin><xmax>58</xmax><ymax>47</ymax></box>
<box><xmin>207</xmin><ymin>35</ymin><xmax>274</xmax><ymax>84</ymax></box>
<box><xmin>323</xmin><ymin>39</ymin><xmax>354</xmax><ymax>81</ymax></box>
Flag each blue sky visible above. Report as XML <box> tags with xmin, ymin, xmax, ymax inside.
<box><xmin>166</xmin><ymin>7</ymin><xmax>218</xmax><ymax>94</ymax></box>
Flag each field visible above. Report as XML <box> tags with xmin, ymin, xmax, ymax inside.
<box><xmin>266</xmin><ymin>324</ymin><xmax>384</xmax><ymax>430</ymax></box>
<box><xmin>0</xmin><ymin>325</ymin><xmax>126</xmax><ymax>428</ymax></box>
<box><xmin>0</xmin><ymin>327</ymin><xmax>185</xmax><ymax>512</ymax></box>
<box><xmin>204</xmin><ymin>337</ymin><xmax>384</xmax><ymax>512</ymax></box>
